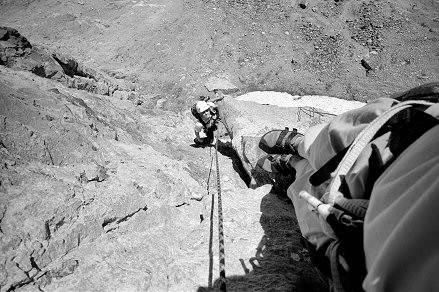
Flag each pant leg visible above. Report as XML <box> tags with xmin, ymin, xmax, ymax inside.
<box><xmin>204</xmin><ymin>126</ymin><xmax>215</xmax><ymax>143</ymax></box>
<box><xmin>287</xmin><ymin>159</ymin><xmax>334</xmax><ymax>251</ymax></box>
<box><xmin>287</xmin><ymin>158</ymin><xmax>336</xmax><ymax>283</ymax></box>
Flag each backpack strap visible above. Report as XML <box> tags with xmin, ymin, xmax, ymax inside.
<box><xmin>310</xmin><ymin>146</ymin><xmax>349</xmax><ymax>187</ymax></box>
<box><xmin>327</xmin><ymin>100</ymin><xmax>434</xmax><ymax>205</ymax></box>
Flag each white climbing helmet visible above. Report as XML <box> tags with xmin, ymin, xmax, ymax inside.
<box><xmin>195</xmin><ymin>101</ymin><xmax>210</xmax><ymax>113</ymax></box>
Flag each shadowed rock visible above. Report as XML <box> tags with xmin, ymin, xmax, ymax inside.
<box><xmin>0</xmin><ymin>27</ymin><xmax>138</xmax><ymax>98</ymax></box>
<box><xmin>0</xmin><ymin>27</ymin><xmax>32</xmax><ymax>66</ymax></box>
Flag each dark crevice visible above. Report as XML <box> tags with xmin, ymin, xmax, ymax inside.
<box><xmin>116</xmin><ymin>206</ymin><xmax>148</xmax><ymax>224</ymax></box>
<box><xmin>6</xmin><ymin>279</ymin><xmax>32</xmax><ymax>292</ymax></box>
<box><xmin>0</xmin><ymin>206</ymin><xmax>5</xmax><ymax>234</ymax></box>
<box><xmin>44</xmin><ymin>221</ymin><xmax>51</xmax><ymax>240</ymax></box>
<box><xmin>53</xmin><ymin>217</ymin><xmax>65</xmax><ymax>232</ymax></box>
<box><xmin>217</xmin><ymin>141</ymin><xmax>252</xmax><ymax>186</ymax></box>
<box><xmin>0</xmin><ymin>139</ymin><xmax>8</xmax><ymax>149</ymax></box>
<box><xmin>30</xmin><ymin>257</ymin><xmax>42</xmax><ymax>272</ymax></box>
<box><xmin>52</xmin><ymin>55</ymin><xmax>96</xmax><ymax>80</ymax></box>
<box><xmin>102</xmin><ymin>206</ymin><xmax>148</xmax><ymax>232</ymax></box>
<box><xmin>52</xmin><ymin>55</ymin><xmax>76</xmax><ymax>78</ymax></box>
<box><xmin>52</xmin><ymin>55</ymin><xmax>83</xmax><ymax>79</ymax></box>
<box><xmin>43</xmin><ymin>140</ymin><xmax>54</xmax><ymax>165</ymax></box>
<box><xmin>6</xmin><ymin>263</ymin><xmax>33</xmax><ymax>292</ymax></box>
<box><xmin>6</xmin><ymin>257</ymin><xmax>51</xmax><ymax>292</ymax></box>
<box><xmin>102</xmin><ymin>217</ymin><xmax>117</xmax><ymax>228</ymax></box>
<box><xmin>77</xmin><ymin>232</ymin><xmax>81</xmax><ymax>246</ymax></box>
<box><xmin>175</xmin><ymin>202</ymin><xmax>188</xmax><ymax>207</ymax></box>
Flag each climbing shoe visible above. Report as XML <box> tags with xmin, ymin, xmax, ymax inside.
<box><xmin>257</xmin><ymin>154</ymin><xmax>296</xmax><ymax>174</ymax></box>
<box><xmin>259</xmin><ymin>127</ymin><xmax>303</xmax><ymax>155</ymax></box>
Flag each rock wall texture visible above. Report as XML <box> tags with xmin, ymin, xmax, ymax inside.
<box><xmin>1</xmin><ymin>27</ymin><xmax>140</xmax><ymax>100</ymax></box>
<box><xmin>0</xmin><ymin>50</ymin><xmax>328</xmax><ymax>291</ymax></box>
<box><xmin>1</xmin><ymin>0</ymin><xmax>437</xmax><ymax>288</ymax></box>
<box><xmin>0</xmin><ymin>65</ymin><xmax>211</xmax><ymax>291</ymax></box>
<box><xmin>2</xmin><ymin>0</ymin><xmax>438</xmax><ymax>100</ymax></box>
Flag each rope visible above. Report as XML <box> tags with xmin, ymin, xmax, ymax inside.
<box><xmin>207</xmin><ymin>147</ymin><xmax>215</xmax><ymax>289</ymax></box>
<box><xmin>215</xmin><ymin>129</ymin><xmax>227</xmax><ymax>292</ymax></box>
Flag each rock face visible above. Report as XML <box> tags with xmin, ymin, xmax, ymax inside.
<box><xmin>3</xmin><ymin>16</ymin><xmax>434</xmax><ymax>289</ymax></box>
<box><xmin>0</xmin><ymin>65</ymin><xmax>210</xmax><ymax>291</ymax></box>
<box><xmin>2</xmin><ymin>0</ymin><xmax>438</xmax><ymax>100</ymax></box>
<box><xmin>0</xmin><ymin>27</ymin><xmax>32</xmax><ymax>66</ymax></box>
<box><xmin>0</xmin><ymin>26</ymin><xmax>139</xmax><ymax>99</ymax></box>
<box><xmin>1</xmin><ymin>0</ymin><xmax>438</xmax><ymax>288</ymax></box>
<box><xmin>0</xmin><ymin>50</ymin><xmax>332</xmax><ymax>291</ymax></box>
<box><xmin>204</xmin><ymin>75</ymin><xmax>239</xmax><ymax>95</ymax></box>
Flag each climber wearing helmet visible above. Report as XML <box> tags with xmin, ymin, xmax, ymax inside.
<box><xmin>192</xmin><ymin>100</ymin><xmax>219</xmax><ymax>146</ymax></box>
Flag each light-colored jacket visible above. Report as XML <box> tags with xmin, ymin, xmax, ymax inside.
<box><xmin>288</xmin><ymin>97</ymin><xmax>439</xmax><ymax>291</ymax></box>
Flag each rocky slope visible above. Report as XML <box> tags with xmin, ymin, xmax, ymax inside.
<box><xmin>1</xmin><ymin>0</ymin><xmax>438</xmax><ymax>291</ymax></box>
<box><xmin>1</xmin><ymin>0</ymin><xmax>438</xmax><ymax>101</ymax></box>
<box><xmin>0</xmin><ymin>46</ymin><xmax>330</xmax><ymax>291</ymax></box>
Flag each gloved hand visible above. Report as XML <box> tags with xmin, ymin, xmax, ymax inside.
<box><xmin>205</xmin><ymin>119</ymin><xmax>217</xmax><ymax>130</ymax></box>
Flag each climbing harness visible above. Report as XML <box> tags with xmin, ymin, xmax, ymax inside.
<box><xmin>214</xmin><ymin>129</ymin><xmax>227</xmax><ymax>292</ymax></box>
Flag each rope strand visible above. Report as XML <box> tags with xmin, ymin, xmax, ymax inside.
<box><xmin>215</xmin><ymin>130</ymin><xmax>226</xmax><ymax>292</ymax></box>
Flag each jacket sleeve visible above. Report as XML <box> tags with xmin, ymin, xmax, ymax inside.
<box><xmin>194</xmin><ymin>121</ymin><xmax>204</xmax><ymax>133</ymax></box>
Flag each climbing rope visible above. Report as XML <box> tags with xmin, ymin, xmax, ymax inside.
<box><xmin>214</xmin><ymin>129</ymin><xmax>227</xmax><ymax>292</ymax></box>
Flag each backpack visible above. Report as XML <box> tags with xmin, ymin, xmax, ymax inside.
<box><xmin>303</xmin><ymin>82</ymin><xmax>439</xmax><ymax>292</ymax></box>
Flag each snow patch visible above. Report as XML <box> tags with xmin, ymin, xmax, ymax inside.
<box><xmin>236</xmin><ymin>91</ymin><xmax>365</xmax><ymax>115</ymax></box>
